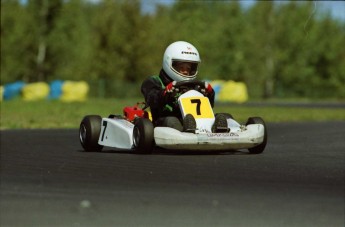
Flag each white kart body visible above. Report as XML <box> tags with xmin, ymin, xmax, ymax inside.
<box><xmin>98</xmin><ymin>90</ymin><xmax>265</xmax><ymax>151</ymax></box>
<box><xmin>98</xmin><ymin>118</ymin><xmax>134</xmax><ymax>149</ymax></box>
<box><xmin>154</xmin><ymin>123</ymin><xmax>264</xmax><ymax>151</ymax></box>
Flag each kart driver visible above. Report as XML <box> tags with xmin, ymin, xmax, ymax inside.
<box><xmin>141</xmin><ymin>41</ymin><xmax>227</xmax><ymax>133</ymax></box>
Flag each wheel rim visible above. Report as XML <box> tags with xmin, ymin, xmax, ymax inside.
<box><xmin>133</xmin><ymin>127</ymin><xmax>140</xmax><ymax>148</ymax></box>
<box><xmin>79</xmin><ymin>124</ymin><xmax>87</xmax><ymax>145</ymax></box>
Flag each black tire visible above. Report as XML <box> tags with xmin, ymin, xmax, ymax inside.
<box><xmin>246</xmin><ymin>117</ymin><xmax>267</xmax><ymax>154</ymax></box>
<box><xmin>215</xmin><ymin>113</ymin><xmax>234</xmax><ymax>119</ymax></box>
<box><xmin>79</xmin><ymin>115</ymin><xmax>103</xmax><ymax>152</ymax></box>
<box><xmin>133</xmin><ymin>118</ymin><xmax>154</xmax><ymax>154</ymax></box>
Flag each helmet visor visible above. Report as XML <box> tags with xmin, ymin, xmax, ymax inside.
<box><xmin>171</xmin><ymin>60</ymin><xmax>198</xmax><ymax>78</ymax></box>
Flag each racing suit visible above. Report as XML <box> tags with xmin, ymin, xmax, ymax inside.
<box><xmin>141</xmin><ymin>69</ymin><xmax>215</xmax><ymax>126</ymax></box>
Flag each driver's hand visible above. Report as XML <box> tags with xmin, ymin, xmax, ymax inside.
<box><xmin>164</xmin><ymin>81</ymin><xmax>178</xmax><ymax>95</ymax></box>
<box><xmin>203</xmin><ymin>81</ymin><xmax>213</xmax><ymax>95</ymax></box>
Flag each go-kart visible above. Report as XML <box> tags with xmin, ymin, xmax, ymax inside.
<box><xmin>79</xmin><ymin>80</ymin><xmax>267</xmax><ymax>154</ymax></box>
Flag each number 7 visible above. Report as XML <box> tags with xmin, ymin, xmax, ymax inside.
<box><xmin>101</xmin><ymin>121</ymin><xmax>107</xmax><ymax>141</ymax></box>
<box><xmin>191</xmin><ymin>99</ymin><xmax>201</xmax><ymax>115</ymax></box>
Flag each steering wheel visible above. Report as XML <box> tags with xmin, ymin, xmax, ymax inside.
<box><xmin>173</xmin><ymin>80</ymin><xmax>206</xmax><ymax>94</ymax></box>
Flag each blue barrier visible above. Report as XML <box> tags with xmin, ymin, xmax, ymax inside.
<box><xmin>49</xmin><ymin>80</ymin><xmax>64</xmax><ymax>99</ymax></box>
<box><xmin>3</xmin><ymin>81</ymin><xmax>26</xmax><ymax>100</ymax></box>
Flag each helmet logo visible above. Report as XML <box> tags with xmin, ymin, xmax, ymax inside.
<box><xmin>182</xmin><ymin>46</ymin><xmax>197</xmax><ymax>55</ymax></box>
<box><xmin>181</xmin><ymin>48</ymin><xmax>198</xmax><ymax>56</ymax></box>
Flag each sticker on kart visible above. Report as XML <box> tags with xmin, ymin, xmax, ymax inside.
<box><xmin>206</xmin><ymin>132</ymin><xmax>239</xmax><ymax>137</ymax></box>
<box><xmin>180</xmin><ymin>97</ymin><xmax>214</xmax><ymax>119</ymax></box>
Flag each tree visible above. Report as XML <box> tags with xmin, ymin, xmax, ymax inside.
<box><xmin>1</xmin><ymin>0</ymin><xmax>34</xmax><ymax>83</ymax></box>
<box><xmin>26</xmin><ymin>0</ymin><xmax>63</xmax><ymax>82</ymax></box>
<box><xmin>49</xmin><ymin>0</ymin><xmax>93</xmax><ymax>81</ymax></box>
<box><xmin>246</xmin><ymin>1</ymin><xmax>276</xmax><ymax>98</ymax></box>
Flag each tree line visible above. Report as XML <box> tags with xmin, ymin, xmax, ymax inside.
<box><xmin>1</xmin><ymin>0</ymin><xmax>344</xmax><ymax>99</ymax></box>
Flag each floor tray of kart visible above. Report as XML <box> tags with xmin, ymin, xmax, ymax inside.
<box><xmin>79</xmin><ymin>81</ymin><xmax>267</xmax><ymax>154</ymax></box>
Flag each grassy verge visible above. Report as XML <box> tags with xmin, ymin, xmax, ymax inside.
<box><xmin>1</xmin><ymin>99</ymin><xmax>344</xmax><ymax>129</ymax></box>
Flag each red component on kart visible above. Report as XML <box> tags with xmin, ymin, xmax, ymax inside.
<box><xmin>123</xmin><ymin>103</ymin><xmax>149</xmax><ymax>122</ymax></box>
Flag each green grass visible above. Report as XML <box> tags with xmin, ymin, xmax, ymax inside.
<box><xmin>1</xmin><ymin>98</ymin><xmax>344</xmax><ymax>129</ymax></box>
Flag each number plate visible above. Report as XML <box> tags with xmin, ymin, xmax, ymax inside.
<box><xmin>180</xmin><ymin>97</ymin><xmax>214</xmax><ymax>119</ymax></box>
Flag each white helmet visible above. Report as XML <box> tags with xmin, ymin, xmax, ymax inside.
<box><xmin>162</xmin><ymin>41</ymin><xmax>201</xmax><ymax>82</ymax></box>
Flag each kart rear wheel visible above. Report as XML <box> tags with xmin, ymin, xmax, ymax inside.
<box><xmin>133</xmin><ymin>118</ymin><xmax>154</xmax><ymax>154</ymax></box>
<box><xmin>79</xmin><ymin>115</ymin><xmax>103</xmax><ymax>152</ymax></box>
<box><xmin>246</xmin><ymin>117</ymin><xmax>267</xmax><ymax>154</ymax></box>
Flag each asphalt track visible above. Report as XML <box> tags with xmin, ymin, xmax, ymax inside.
<box><xmin>1</xmin><ymin>122</ymin><xmax>344</xmax><ymax>227</ymax></box>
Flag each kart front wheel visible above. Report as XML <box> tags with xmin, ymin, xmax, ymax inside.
<box><xmin>79</xmin><ymin>115</ymin><xmax>103</xmax><ymax>152</ymax></box>
<box><xmin>133</xmin><ymin>118</ymin><xmax>154</xmax><ymax>154</ymax></box>
<box><xmin>215</xmin><ymin>113</ymin><xmax>234</xmax><ymax>119</ymax></box>
<box><xmin>246</xmin><ymin>117</ymin><xmax>267</xmax><ymax>154</ymax></box>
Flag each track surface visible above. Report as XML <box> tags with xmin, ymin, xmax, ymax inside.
<box><xmin>1</xmin><ymin>122</ymin><xmax>344</xmax><ymax>227</ymax></box>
